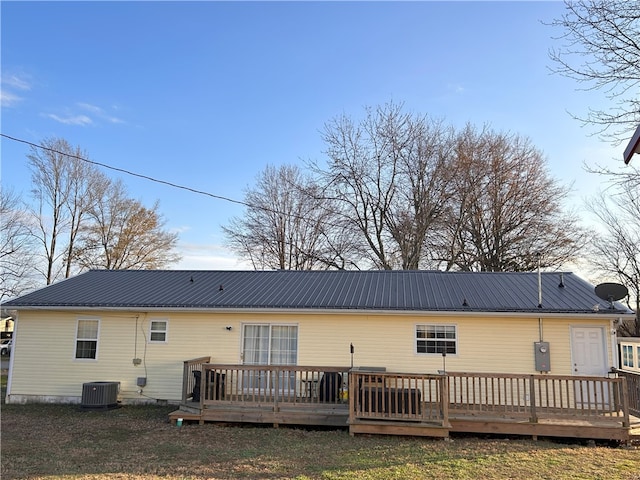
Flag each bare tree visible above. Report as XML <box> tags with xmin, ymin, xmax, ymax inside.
<box><xmin>27</xmin><ymin>138</ymin><xmax>103</xmax><ymax>284</ymax></box>
<box><xmin>74</xmin><ymin>179</ymin><xmax>180</xmax><ymax>270</ymax></box>
<box><xmin>587</xmin><ymin>175</ymin><xmax>640</xmax><ymax>336</ymax></box>
<box><xmin>437</xmin><ymin>125</ymin><xmax>585</xmax><ymax>272</ymax></box>
<box><xmin>316</xmin><ymin>102</ymin><xmax>453</xmax><ymax>269</ymax></box>
<box><xmin>0</xmin><ymin>188</ymin><xmax>38</xmax><ymax>300</ymax></box>
<box><xmin>388</xmin><ymin>117</ymin><xmax>456</xmax><ymax>269</ymax></box>
<box><xmin>548</xmin><ymin>0</ymin><xmax>640</xmax><ymax>144</ymax></box>
<box><xmin>223</xmin><ymin>164</ymin><xmax>347</xmax><ymax>270</ymax></box>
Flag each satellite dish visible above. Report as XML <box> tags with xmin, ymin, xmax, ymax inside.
<box><xmin>594</xmin><ymin>283</ymin><xmax>628</xmax><ymax>307</ymax></box>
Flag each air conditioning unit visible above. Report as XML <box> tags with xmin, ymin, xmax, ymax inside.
<box><xmin>81</xmin><ymin>381</ymin><xmax>120</xmax><ymax>409</ymax></box>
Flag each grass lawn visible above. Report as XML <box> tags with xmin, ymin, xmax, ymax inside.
<box><xmin>1</xmin><ymin>373</ymin><xmax>639</xmax><ymax>480</ymax></box>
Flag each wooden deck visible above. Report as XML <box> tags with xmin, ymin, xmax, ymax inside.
<box><xmin>169</xmin><ymin>360</ymin><xmax>640</xmax><ymax>443</ymax></box>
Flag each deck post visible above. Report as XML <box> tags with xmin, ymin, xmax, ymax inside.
<box><xmin>620</xmin><ymin>377</ymin><xmax>630</xmax><ymax>428</ymax></box>
<box><xmin>348</xmin><ymin>369</ymin><xmax>356</xmax><ymax>430</ymax></box>
<box><xmin>273</xmin><ymin>367</ymin><xmax>280</xmax><ymax>413</ymax></box>
<box><xmin>182</xmin><ymin>361</ymin><xmax>190</xmax><ymax>404</ymax></box>
<box><xmin>529</xmin><ymin>375</ymin><xmax>538</xmax><ymax>423</ymax></box>
<box><xmin>440</xmin><ymin>375</ymin><xmax>449</xmax><ymax>427</ymax></box>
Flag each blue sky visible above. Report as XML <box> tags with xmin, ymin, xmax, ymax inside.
<box><xmin>0</xmin><ymin>1</ymin><xmax>628</xmax><ymax>272</ymax></box>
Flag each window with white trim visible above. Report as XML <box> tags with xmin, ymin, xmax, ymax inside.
<box><xmin>242</xmin><ymin>324</ymin><xmax>298</xmax><ymax>365</ymax></box>
<box><xmin>416</xmin><ymin>324</ymin><xmax>457</xmax><ymax>355</ymax></box>
<box><xmin>149</xmin><ymin>319</ymin><xmax>168</xmax><ymax>343</ymax></box>
<box><xmin>241</xmin><ymin>324</ymin><xmax>298</xmax><ymax>393</ymax></box>
<box><xmin>75</xmin><ymin>317</ymin><xmax>99</xmax><ymax>359</ymax></box>
<box><xmin>622</xmin><ymin>345</ymin><xmax>634</xmax><ymax>368</ymax></box>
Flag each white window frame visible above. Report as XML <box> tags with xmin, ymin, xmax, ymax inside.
<box><xmin>241</xmin><ymin>323</ymin><xmax>298</xmax><ymax>366</ymax></box>
<box><xmin>241</xmin><ymin>323</ymin><xmax>298</xmax><ymax>396</ymax></box>
<box><xmin>74</xmin><ymin>317</ymin><xmax>100</xmax><ymax>361</ymax></box>
<box><xmin>622</xmin><ymin>344</ymin><xmax>634</xmax><ymax>368</ymax></box>
<box><xmin>415</xmin><ymin>324</ymin><xmax>458</xmax><ymax>356</ymax></box>
<box><xmin>620</xmin><ymin>341</ymin><xmax>640</xmax><ymax>373</ymax></box>
<box><xmin>149</xmin><ymin>318</ymin><xmax>169</xmax><ymax>343</ymax></box>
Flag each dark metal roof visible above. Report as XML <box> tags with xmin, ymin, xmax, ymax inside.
<box><xmin>3</xmin><ymin>270</ymin><xmax>633</xmax><ymax>315</ymax></box>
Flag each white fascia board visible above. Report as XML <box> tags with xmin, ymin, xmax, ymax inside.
<box><xmin>10</xmin><ymin>305</ymin><xmax>635</xmax><ymax>320</ymax></box>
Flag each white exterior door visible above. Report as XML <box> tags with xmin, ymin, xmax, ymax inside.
<box><xmin>570</xmin><ymin>326</ymin><xmax>608</xmax><ymax>407</ymax></box>
<box><xmin>571</xmin><ymin>327</ymin><xmax>607</xmax><ymax>376</ymax></box>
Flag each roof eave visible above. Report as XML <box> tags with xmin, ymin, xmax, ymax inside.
<box><xmin>8</xmin><ymin>305</ymin><xmax>635</xmax><ymax>319</ymax></box>
<box><xmin>623</xmin><ymin>124</ymin><xmax>640</xmax><ymax>164</ymax></box>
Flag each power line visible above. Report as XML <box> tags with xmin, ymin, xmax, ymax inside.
<box><xmin>1</xmin><ymin>133</ymin><xmax>248</xmax><ymax>208</ymax></box>
<box><xmin>0</xmin><ymin>132</ymin><xmax>353</xmax><ymax>248</ymax></box>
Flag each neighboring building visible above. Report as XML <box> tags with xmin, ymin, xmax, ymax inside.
<box><xmin>620</xmin><ymin>337</ymin><xmax>640</xmax><ymax>374</ymax></box>
<box><xmin>3</xmin><ymin>269</ymin><xmax>634</xmax><ymax>405</ymax></box>
<box><xmin>623</xmin><ymin>123</ymin><xmax>640</xmax><ymax>164</ymax></box>
<box><xmin>1</xmin><ymin>309</ymin><xmax>14</xmax><ymax>340</ymax></box>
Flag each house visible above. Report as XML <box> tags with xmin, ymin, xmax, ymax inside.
<box><xmin>623</xmin><ymin>123</ymin><xmax>640</xmax><ymax>164</ymax></box>
<box><xmin>620</xmin><ymin>337</ymin><xmax>640</xmax><ymax>374</ymax></box>
<box><xmin>3</xmin><ymin>269</ymin><xmax>634</xmax><ymax>406</ymax></box>
<box><xmin>1</xmin><ymin>308</ymin><xmax>14</xmax><ymax>340</ymax></box>
<box><xmin>618</xmin><ymin>337</ymin><xmax>640</xmax><ymax>417</ymax></box>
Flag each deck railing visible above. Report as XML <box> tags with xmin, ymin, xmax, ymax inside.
<box><xmin>181</xmin><ymin>361</ymin><xmax>631</xmax><ymax>431</ymax></box>
<box><xmin>448</xmin><ymin>372</ymin><xmax>630</xmax><ymax>426</ymax></box>
<box><xmin>182</xmin><ymin>356</ymin><xmax>211</xmax><ymax>404</ymax></box>
<box><xmin>349</xmin><ymin>371</ymin><xmax>448</xmax><ymax>426</ymax></box>
<box><xmin>616</xmin><ymin>369</ymin><xmax>640</xmax><ymax>417</ymax></box>
<box><xmin>198</xmin><ymin>364</ymin><xmax>350</xmax><ymax>409</ymax></box>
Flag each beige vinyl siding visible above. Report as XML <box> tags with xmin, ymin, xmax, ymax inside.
<box><xmin>8</xmin><ymin>309</ymin><xmax>614</xmax><ymax>403</ymax></box>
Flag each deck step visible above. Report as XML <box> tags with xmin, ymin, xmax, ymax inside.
<box><xmin>349</xmin><ymin>419</ymin><xmax>450</xmax><ymax>438</ymax></box>
<box><xmin>169</xmin><ymin>409</ymin><xmax>202</xmax><ymax>424</ymax></box>
<box><xmin>177</xmin><ymin>403</ymin><xmax>201</xmax><ymax>414</ymax></box>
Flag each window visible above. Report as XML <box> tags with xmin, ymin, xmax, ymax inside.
<box><xmin>242</xmin><ymin>324</ymin><xmax>298</xmax><ymax>365</ymax></box>
<box><xmin>75</xmin><ymin>318</ymin><xmax>99</xmax><ymax>359</ymax></box>
<box><xmin>622</xmin><ymin>345</ymin><xmax>634</xmax><ymax>368</ymax></box>
<box><xmin>149</xmin><ymin>319</ymin><xmax>168</xmax><ymax>343</ymax></box>
<box><xmin>242</xmin><ymin>324</ymin><xmax>298</xmax><ymax>393</ymax></box>
<box><xmin>416</xmin><ymin>324</ymin><xmax>457</xmax><ymax>355</ymax></box>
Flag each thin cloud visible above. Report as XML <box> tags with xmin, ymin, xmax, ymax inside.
<box><xmin>447</xmin><ymin>83</ymin><xmax>466</xmax><ymax>94</ymax></box>
<box><xmin>3</xmin><ymin>73</ymin><xmax>32</xmax><ymax>91</ymax></box>
<box><xmin>1</xmin><ymin>72</ymin><xmax>32</xmax><ymax>107</ymax></box>
<box><xmin>45</xmin><ymin>113</ymin><xmax>93</xmax><ymax>126</ymax></box>
<box><xmin>0</xmin><ymin>91</ymin><xmax>23</xmax><ymax>108</ymax></box>
<box><xmin>173</xmin><ymin>240</ymin><xmax>250</xmax><ymax>270</ymax></box>
<box><xmin>44</xmin><ymin>102</ymin><xmax>126</xmax><ymax>126</ymax></box>
<box><xmin>78</xmin><ymin>102</ymin><xmax>125</xmax><ymax>124</ymax></box>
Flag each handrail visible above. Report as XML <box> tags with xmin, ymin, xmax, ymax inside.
<box><xmin>615</xmin><ymin>369</ymin><xmax>639</xmax><ymax>418</ymax></box>
<box><xmin>349</xmin><ymin>371</ymin><xmax>448</xmax><ymax>426</ymax></box>
<box><xmin>181</xmin><ymin>364</ymin><xmax>631</xmax><ymax>430</ymax></box>
<box><xmin>182</xmin><ymin>356</ymin><xmax>211</xmax><ymax>404</ymax></box>
<box><xmin>200</xmin><ymin>364</ymin><xmax>350</xmax><ymax>407</ymax></box>
<box><xmin>447</xmin><ymin>372</ymin><xmax>629</xmax><ymax>425</ymax></box>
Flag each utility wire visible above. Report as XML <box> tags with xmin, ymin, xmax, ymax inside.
<box><xmin>0</xmin><ymin>132</ymin><xmax>418</xmax><ymax>270</ymax></box>
<box><xmin>0</xmin><ymin>132</ymin><xmax>354</xmax><ymax>243</ymax></box>
<box><xmin>1</xmin><ymin>133</ymin><xmax>248</xmax><ymax>207</ymax></box>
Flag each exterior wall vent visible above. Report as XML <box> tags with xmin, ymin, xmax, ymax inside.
<box><xmin>81</xmin><ymin>381</ymin><xmax>120</xmax><ymax>409</ymax></box>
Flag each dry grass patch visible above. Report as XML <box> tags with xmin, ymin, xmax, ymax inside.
<box><xmin>1</xmin><ymin>401</ymin><xmax>639</xmax><ymax>480</ymax></box>
<box><xmin>1</xmin><ymin>370</ymin><xmax>638</xmax><ymax>480</ymax></box>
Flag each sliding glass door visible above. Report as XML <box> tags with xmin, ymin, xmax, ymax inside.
<box><xmin>242</xmin><ymin>324</ymin><xmax>298</xmax><ymax>393</ymax></box>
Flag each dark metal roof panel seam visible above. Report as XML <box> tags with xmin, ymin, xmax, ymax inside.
<box><xmin>335</xmin><ymin>272</ymin><xmax>356</xmax><ymax>308</ymax></box>
<box><xmin>314</xmin><ymin>272</ymin><xmax>341</xmax><ymax>307</ymax></box>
